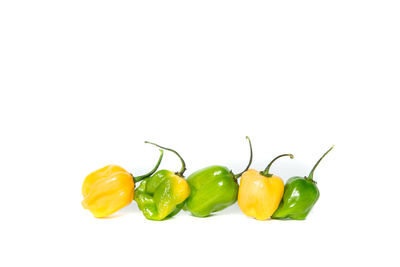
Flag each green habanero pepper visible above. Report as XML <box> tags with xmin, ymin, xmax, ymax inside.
<box><xmin>185</xmin><ymin>136</ymin><xmax>253</xmax><ymax>217</ymax></box>
<box><xmin>272</xmin><ymin>146</ymin><xmax>334</xmax><ymax>220</ymax></box>
<box><xmin>134</xmin><ymin>141</ymin><xmax>191</xmax><ymax>221</ymax></box>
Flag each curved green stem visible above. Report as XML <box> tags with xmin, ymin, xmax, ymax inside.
<box><xmin>262</xmin><ymin>154</ymin><xmax>294</xmax><ymax>177</ymax></box>
<box><xmin>307</xmin><ymin>145</ymin><xmax>334</xmax><ymax>181</ymax></box>
<box><xmin>145</xmin><ymin>141</ymin><xmax>186</xmax><ymax>176</ymax></box>
<box><xmin>134</xmin><ymin>149</ymin><xmax>164</xmax><ymax>182</ymax></box>
<box><xmin>233</xmin><ymin>136</ymin><xmax>253</xmax><ymax>179</ymax></box>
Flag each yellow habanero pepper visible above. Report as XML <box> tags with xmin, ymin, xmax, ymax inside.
<box><xmin>238</xmin><ymin>154</ymin><xmax>293</xmax><ymax>220</ymax></box>
<box><xmin>82</xmin><ymin>150</ymin><xmax>163</xmax><ymax>218</ymax></box>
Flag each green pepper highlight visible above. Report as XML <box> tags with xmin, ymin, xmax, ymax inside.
<box><xmin>271</xmin><ymin>146</ymin><xmax>334</xmax><ymax>220</ymax></box>
<box><xmin>134</xmin><ymin>142</ymin><xmax>191</xmax><ymax>221</ymax></box>
<box><xmin>184</xmin><ymin>137</ymin><xmax>253</xmax><ymax>217</ymax></box>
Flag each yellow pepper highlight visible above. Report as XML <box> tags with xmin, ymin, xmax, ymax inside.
<box><xmin>82</xmin><ymin>165</ymin><xmax>134</xmax><ymax>218</ymax></box>
<box><xmin>238</xmin><ymin>154</ymin><xmax>293</xmax><ymax>220</ymax></box>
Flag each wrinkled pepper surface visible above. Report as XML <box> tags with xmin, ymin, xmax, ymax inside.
<box><xmin>134</xmin><ymin>142</ymin><xmax>190</xmax><ymax>221</ymax></box>
<box><xmin>238</xmin><ymin>154</ymin><xmax>293</xmax><ymax>220</ymax></box>
<box><xmin>272</xmin><ymin>146</ymin><xmax>334</xmax><ymax>220</ymax></box>
<box><xmin>185</xmin><ymin>137</ymin><xmax>253</xmax><ymax>217</ymax></box>
<box><xmin>82</xmin><ymin>150</ymin><xmax>163</xmax><ymax>218</ymax></box>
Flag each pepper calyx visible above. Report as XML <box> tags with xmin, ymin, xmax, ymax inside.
<box><xmin>175</xmin><ymin>171</ymin><xmax>185</xmax><ymax>178</ymax></box>
<box><xmin>305</xmin><ymin>176</ymin><xmax>317</xmax><ymax>184</ymax></box>
<box><xmin>230</xmin><ymin>170</ymin><xmax>239</xmax><ymax>183</ymax></box>
<box><xmin>260</xmin><ymin>171</ymin><xmax>273</xmax><ymax>178</ymax></box>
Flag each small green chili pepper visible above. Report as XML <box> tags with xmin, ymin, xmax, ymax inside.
<box><xmin>184</xmin><ymin>137</ymin><xmax>253</xmax><ymax>217</ymax></box>
<box><xmin>271</xmin><ymin>146</ymin><xmax>334</xmax><ymax>220</ymax></box>
<box><xmin>134</xmin><ymin>142</ymin><xmax>191</xmax><ymax>221</ymax></box>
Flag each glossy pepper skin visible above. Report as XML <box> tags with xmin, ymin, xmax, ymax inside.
<box><xmin>272</xmin><ymin>146</ymin><xmax>334</xmax><ymax>220</ymax></box>
<box><xmin>185</xmin><ymin>137</ymin><xmax>253</xmax><ymax>217</ymax></box>
<box><xmin>238</xmin><ymin>154</ymin><xmax>293</xmax><ymax>220</ymax></box>
<box><xmin>82</xmin><ymin>150</ymin><xmax>163</xmax><ymax>218</ymax></box>
<box><xmin>134</xmin><ymin>142</ymin><xmax>190</xmax><ymax>221</ymax></box>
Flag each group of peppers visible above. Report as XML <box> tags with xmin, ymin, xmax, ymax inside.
<box><xmin>82</xmin><ymin>137</ymin><xmax>333</xmax><ymax>221</ymax></box>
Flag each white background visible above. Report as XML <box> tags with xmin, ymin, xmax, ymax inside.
<box><xmin>1</xmin><ymin>1</ymin><xmax>399</xmax><ymax>266</ymax></box>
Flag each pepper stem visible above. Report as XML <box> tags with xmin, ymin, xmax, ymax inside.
<box><xmin>233</xmin><ymin>136</ymin><xmax>253</xmax><ymax>179</ymax></box>
<box><xmin>262</xmin><ymin>154</ymin><xmax>294</xmax><ymax>177</ymax></box>
<box><xmin>307</xmin><ymin>145</ymin><xmax>334</xmax><ymax>181</ymax></box>
<box><xmin>144</xmin><ymin>141</ymin><xmax>186</xmax><ymax>176</ymax></box>
<box><xmin>134</xmin><ymin>149</ymin><xmax>164</xmax><ymax>182</ymax></box>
